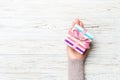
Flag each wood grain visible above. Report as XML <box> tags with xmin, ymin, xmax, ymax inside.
<box><xmin>0</xmin><ymin>0</ymin><xmax>120</xmax><ymax>80</ymax></box>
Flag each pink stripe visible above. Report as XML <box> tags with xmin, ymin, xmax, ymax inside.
<box><xmin>67</xmin><ymin>36</ymin><xmax>86</xmax><ymax>50</ymax></box>
<box><xmin>67</xmin><ymin>36</ymin><xmax>75</xmax><ymax>42</ymax></box>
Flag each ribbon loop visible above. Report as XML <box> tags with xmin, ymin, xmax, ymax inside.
<box><xmin>69</xmin><ymin>28</ymin><xmax>91</xmax><ymax>49</ymax></box>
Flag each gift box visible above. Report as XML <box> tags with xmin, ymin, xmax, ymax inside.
<box><xmin>64</xmin><ymin>24</ymin><xmax>93</xmax><ymax>54</ymax></box>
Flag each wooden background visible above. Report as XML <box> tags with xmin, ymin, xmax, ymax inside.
<box><xmin>0</xmin><ymin>0</ymin><xmax>120</xmax><ymax>80</ymax></box>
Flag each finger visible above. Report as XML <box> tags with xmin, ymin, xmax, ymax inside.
<box><xmin>71</xmin><ymin>19</ymin><xmax>84</xmax><ymax>29</ymax></box>
<box><xmin>75</xmin><ymin>18</ymin><xmax>81</xmax><ymax>25</ymax></box>
<box><xmin>71</xmin><ymin>18</ymin><xmax>80</xmax><ymax>28</ymax></box>
<box><xmin>71</xmin><ymin>21</ymin><xmax>76</xmax><ymax>28</ymax></box>
<box><xmin>75</xmin><ymin>19</ymin><xmax>84</xmax><ymax>27</ymax></box>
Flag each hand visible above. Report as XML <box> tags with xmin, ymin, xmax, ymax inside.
<box><xmin>67</xmin><ymin>19</ymin><xmax>88</xmax><ymax>60</ymax></box>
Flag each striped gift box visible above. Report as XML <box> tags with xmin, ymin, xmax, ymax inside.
<box><xmin>64</xmin><ymin>24</ymin><xmax>93</xmax><ymax>54</ymax></box>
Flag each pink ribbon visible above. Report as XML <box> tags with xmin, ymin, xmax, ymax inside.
<box><xmin>69</xmin><ymin>28</ymin><xmax>91</xmax><ymax>49</ymax></box>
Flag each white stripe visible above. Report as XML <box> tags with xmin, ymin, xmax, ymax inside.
<box><xmin>75</xmin><ymin>48</ymin><xmax>84</xmax><ymax>54</ymax></box>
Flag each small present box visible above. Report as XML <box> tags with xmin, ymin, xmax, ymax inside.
<box><xmin>64</xmin><ymin>24</ymin><xmax>93</xmax><ymax>54</ymax></box>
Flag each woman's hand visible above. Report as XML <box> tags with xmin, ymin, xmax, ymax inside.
<box><xmin>67</xmin><ymin>19</ymin><xmax>88</xmax><ymax>60</ymax></box>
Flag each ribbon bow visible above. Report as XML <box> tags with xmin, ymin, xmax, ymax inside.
<box><xmin>69</xmin><ymin>28</ymin><xmax>91</xmax><ymax>49</ymax></box>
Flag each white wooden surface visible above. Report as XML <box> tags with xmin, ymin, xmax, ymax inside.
<box><xmin>0</xmin><ymin>0</ymin><xmax>120</xmax><ymax>80</ymax></box>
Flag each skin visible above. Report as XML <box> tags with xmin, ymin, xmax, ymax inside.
<box><xmin>67</xmin><ymin>19</ymin><xmax>88</xmax><ymax>60</ymax></box>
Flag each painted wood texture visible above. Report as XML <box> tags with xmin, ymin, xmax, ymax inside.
<box><xmin>0</xmin><ymin>0</ymin><xmax>120</xmax><ymax>80</ymax></box>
